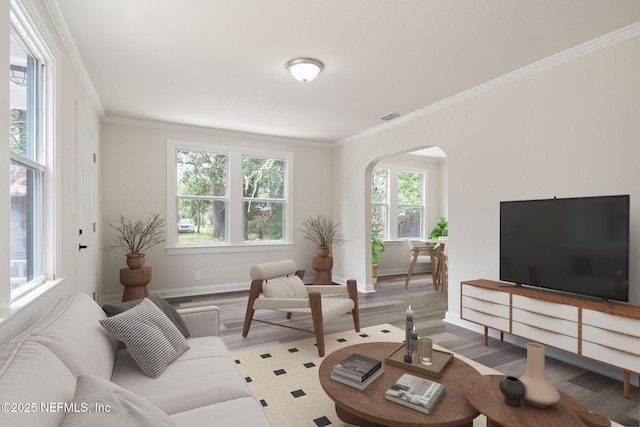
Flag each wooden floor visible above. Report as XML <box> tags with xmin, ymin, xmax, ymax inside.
<box><xmin>170</xmin><ymin>273</ymin><xmax>639</xmax><ymax>426</ymax></box>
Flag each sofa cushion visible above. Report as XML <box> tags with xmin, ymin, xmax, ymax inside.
<box><xmin>0</xmin><ymin>340</ymin><xmax>76</xmax><ymax>427</ymax></box>
<box><xmin>61</xmin><ymin>375</ymin><xmax>176</xmax><ymax>427</ymax></box>
<box><xmin>24</xmin><ymin>292</ymin><xmax>118</xmax><ymax>379</ymax></box>
<box><xmin>100</xmin><ymin>298</ymin><xmax>190</xmax><ymax>378</ymax></box>
<box><xmin>111</xmin><ymin>336</ymin><xmax>252</xmax><ymax>415</ymax></box>
<box><xmin>102</xmin><ymin>294</ymin><xmax>190</xmax><ymax>338</ymax></box>
<box><xmin>170</xmin><ymin>397</ymin><xmax>272</xmax><ymax>427</ymax></box>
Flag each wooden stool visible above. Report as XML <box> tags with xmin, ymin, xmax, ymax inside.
<box><xmin>120</xmin><ymin>267</ymin><xmax>151</xmax><ymax>302</ymax></box>
<box><xmin>312</xmin><ymin>256</ymin><xmax>333</xmax><ymax>284</ymax></box>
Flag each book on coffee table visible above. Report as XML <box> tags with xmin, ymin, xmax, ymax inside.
<box><xmin>330</xmin><ymin>366</ymin><xmax>384</xmax><ymax>390</ymax></box>
<box><xmin>385</xmin><ymin>373</ymin><xmax>446</xmax><ymax>415</ymax></box>
<box><xmin>333</xmin><ymin>353</ymin><xmax>382</xmax><ymax>382</ymax></box>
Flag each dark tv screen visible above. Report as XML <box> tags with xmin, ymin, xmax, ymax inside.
<box><xmin>500</xmin><ymin>195</ymin><xmax>629</xmax><ymax>302</ymax></box>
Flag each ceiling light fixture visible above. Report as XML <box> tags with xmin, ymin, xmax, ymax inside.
<box><xmin>286</xmin><ymin>57</ymin><xmax>324</xmax><ymax>83</ymax></box>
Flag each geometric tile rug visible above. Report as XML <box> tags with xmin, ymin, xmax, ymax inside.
<box><xmin>232</xmin><ymin>323</ymin><xmax>499</xmax><ymax>427</ymax></box>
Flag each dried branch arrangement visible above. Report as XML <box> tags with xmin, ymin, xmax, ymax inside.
<box><xmin>300</xmin><ymin>215</ymin><xmax>345</xmax><ymax>247</ymax></box>
<box><xmin>104</xmin><ymin>212</ymin><xmax>166</xmax><ymax>255</ymax></box>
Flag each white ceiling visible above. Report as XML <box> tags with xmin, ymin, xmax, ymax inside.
<box><xmin>53</xmin><ymin>0</ymin><xmax>640</xmax><ymax>145</ymax></box>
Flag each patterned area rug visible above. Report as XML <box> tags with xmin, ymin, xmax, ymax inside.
<box><xmin>231</xmin><ymin>324</ymin><xmax>499</xmax><ymax>427</ymax></box>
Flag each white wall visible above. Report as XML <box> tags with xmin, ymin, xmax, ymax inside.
<box><xmin>99</xmin><ymin>122</ymin><xmax>334</xmax><ymax>300</ymax></box>
<box><xmin>332</xmin><ymin>34</ymin><xmax>640</xmax><ymax>313</ymax></box>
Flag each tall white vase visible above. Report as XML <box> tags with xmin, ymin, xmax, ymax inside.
<box><xmin>518</xmin><ymin>343</ymin><xmax>560</xmax><ymax>408</ymax></box>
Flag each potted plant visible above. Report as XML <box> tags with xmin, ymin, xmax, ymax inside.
<box><xmin>429</xmin><ymin>217</ymin><xmax>448</xmax><ymax>255</ymax></box>
<box><xmin>104</xmin><ymin>212</ymin><xmax>166</xmax><ymax>269</ymax></box>
<box><xmin>371</xmin><ymin>225</ymin><xmax>385</xmax><ymax>284</ymax></box>
<box><xmin>300</xmin><ymin>215</ymin><xmax>345</xmax><ymax>257</ymax></box>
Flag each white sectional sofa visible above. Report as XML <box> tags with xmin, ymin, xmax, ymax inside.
<box><xmin>0</xmin><ymin>292</ymin><xmax>272</xmax><ymax>426</ymax></box>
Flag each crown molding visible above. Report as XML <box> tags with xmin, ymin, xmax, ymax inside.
<box><xmin>103</xmin><ymin>115</ymin><xmax>332</xmax><ymax>148</ymax></box>
<box><xmin>43</xmin><ymin>0</ymin><xmax>105</xmax><ymax>118</ymax></box>
<box><xmin>337</xmin><ymin>21</ymin><xmax>640</xmax><ymax>147</ymax></box>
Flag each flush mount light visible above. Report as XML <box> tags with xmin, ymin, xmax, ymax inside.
<box><xmin>286</xmin><ymin>57</ymin><xmax>324</xmax><ymax>83</ymax></box>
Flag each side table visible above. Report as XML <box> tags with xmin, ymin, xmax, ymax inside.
<box><xmin>312</xmin><ymin>256</ymin><xmax>333</xmax><ymax>284</ymax></box>
<box><xmin>119</xmin><ymin>267</ymin><xmax>151</xmax><ymax>302</ymax></box>
<box><xmin>465</xmin><ymin>375</ymin><xmax>610</xmax><ymax>427</ymax></box>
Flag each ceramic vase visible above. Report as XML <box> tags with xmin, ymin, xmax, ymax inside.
<box><xmin>499</xmin><ymin>376</ymin><xmax>525</xmax><ymax>407</ymax></box>
<box><xmin>518</xmin><ymin>343</ymin><xmax>560</xmax><ymax>408</ymax></box>
<box><xmin>126</xmin><ymin>253</ymin><xmax>145</xmax><ymax>269</ymax></box>
<box><xmin>316</xmin><ymin>246</ymin><xmax>330</xmax><ymax>257</ymax></box>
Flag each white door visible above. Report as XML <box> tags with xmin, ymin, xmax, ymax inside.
<box><xmin>75</xmin><ymin>107</ymin><xmax>98</xmax><ymax>299</ymax></box>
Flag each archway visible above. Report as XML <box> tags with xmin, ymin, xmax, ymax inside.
<box><xmin>365</xmin><ymin>146</ymin><xmax>448</xmax><ymax>287</ymax></box>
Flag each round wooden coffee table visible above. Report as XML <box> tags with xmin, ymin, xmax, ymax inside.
<box><xmin>319</xmin><ymin>342</ymin><xmax>482</xmax><ymax>427</ymax></box>
<box><xmin>464</xmin><ymin>375</ymin><xmax>610</xmax><ymax>427</ymax></box>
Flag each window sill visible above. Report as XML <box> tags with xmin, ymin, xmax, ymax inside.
<box><xmin>166</xmin><ymin>242</ymin><xmax>295</xmax><ymax>255</ymax></box>
<box><xmin>0</xmin><ymin>278</ymin><xmax>64</xmax><ymax>323</ymax></box>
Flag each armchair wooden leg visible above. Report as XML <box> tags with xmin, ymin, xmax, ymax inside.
<box><xmin>309</xmin><ymin>292</ymin><xmax>325</xmax><ymax>357</ymax></box>
<box><xmin>242</xmin><ymin>279</ymin><xmax>263</xmax><ymax>337</ymax></box>
<box><xmin>347</xmin><ymin>280</ymin><xmax>360</xmax><ymax>332</ymax></box>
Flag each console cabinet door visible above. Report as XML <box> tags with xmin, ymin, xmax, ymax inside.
<box><xmin>511</xmin><ymin>295</ymin><xmax>579</xmax><ymax>353</ymax></box>
<box><xmin>581</xmin><ymin>309</ymin><xmax>640</xmax><ymax>372</ymax></box>
<box><xmin>461</xmin><ymin>284</ymin><xmax>510</xmax><ymax>332</ymax></box>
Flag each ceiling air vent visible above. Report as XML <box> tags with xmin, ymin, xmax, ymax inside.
<box><xmin>379</xmin><ymin>112</ymin><xmax>401</xmax><ymax>121</ymax></box>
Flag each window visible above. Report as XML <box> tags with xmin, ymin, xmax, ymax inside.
<box><xmin>175</xmin><ymin>150</ymin><xmax>228</xmax><ymax>245</ymax></box>
<box><xmin>242</xmin><ymin>156</ymin><xmax>285</xmax><ymax>241</ymax></box>
<box><xmin>167</xmin><ymin>140</ymin><xmax>293</xmax><ymax>252</ymax></box>
<box><xmin>8</xmin><ymin>6</ymin><xmax>56</xmax><ymax>303</ymax></box>
<box><xmin>397</xmin><ymin>171</ymin><xmax>423</xmax><ymax>238</ymax></box>
<box><xmin>10</xmin><ymin>24</ymin><xmax>44</xmax><ymax>299</ymax></box>
<box><xmin>371</xmin><ymin>168</ymin><xmax>388</xmax><ymax>237</ymax></box>
<box><xmin>371</xmin><ymin>167</ymin><xmax>426</xmax><ymax>240</ymax></box>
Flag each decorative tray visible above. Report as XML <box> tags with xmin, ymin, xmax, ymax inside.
<box><xmin>384</xmin><ymin>343</ymin><xmax>453</xmax><ymax>378</ymax></box>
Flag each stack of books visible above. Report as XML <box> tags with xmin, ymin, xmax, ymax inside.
<box><xmin>385</xmin><ymin>373</ymin><xmax>446</xmax><ymax>414</ymax></box>
<box><xmin>330</xmin><ymin>353</ymin><xmax>384</xmax><ymax>390</ymax></box>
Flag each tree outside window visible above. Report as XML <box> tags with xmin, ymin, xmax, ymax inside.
<box><xmin>243</xmin><ymin>156</ymin><xmax>285</xmax><ymax>241</ymax></box>
<box><xmin>169</xmin><ymin>141</ymin><xmax>291</xmax><ymax>250</ymax></box>
<box><xmin>398</xmin><ymin>171</ymin><xmax>423</xmax><ymax>238</ymax></box>
<box><xmin>371</xmin><ymin>168</ymin><xmax>388</xmax><ymax>238</ymax></box>
<box><xmin>371</xmin><ymin>167</ymin><xmax>426</xmax><ymax>241</ymax></box>
<box><xmin>176</xmin><ymin>150</ymin><xmax>227</xmax><ymax>244</ymax></box>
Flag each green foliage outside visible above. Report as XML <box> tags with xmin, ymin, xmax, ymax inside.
<box><xmin>397</xmin><ymin>172</ymin><xmax>422</xmax><ymax>204</ymax></box>
<box><xmin>176</xmin><ymin>151</ymin><xmax>285</xmax><ymax>243</ymax></box>
<box><xmin>10</xmin><ymin>109</ymin><xmax>26</xmax><ymax>155</ymax></box>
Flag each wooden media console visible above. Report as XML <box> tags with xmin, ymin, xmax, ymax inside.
<box><xmin>460</xmin><ymin>279</ymin><xmax>640</xmax><ymax>398</ymax></box>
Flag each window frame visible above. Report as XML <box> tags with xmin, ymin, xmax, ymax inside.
<box><xmin>5</xmin><ymin>1</ymin><xmax>60</xmax><ymax>309</ymax></box>
<box><xmin>372</xmin><ymin>164</ymin><xmax>427</xmax><ymax>241</ymax></box>
<box><xmin>166</xmin><ymin>139</ymin><xmax>294</xmax><ymax>254</ymax></box>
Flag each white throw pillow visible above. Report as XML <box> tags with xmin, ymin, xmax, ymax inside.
<box><xmin>262</xmin><ymin>275</ymin><xmax>308</xmax><ymax>299</ymax></box>
<box><xmin>61</xmin><ymin>374</ymin><xmax>176</xmax><ymax>426</ymax></box>
<box><xmin>99</xmin><ymin>298</ymin><xmax>189</xmax><ymax>378</ymax></box>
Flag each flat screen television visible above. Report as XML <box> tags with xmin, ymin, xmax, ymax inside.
<box><xmin>500</xmin><ymin>195</ymin><xmax>630</xmax><ymax>302</ymax></box>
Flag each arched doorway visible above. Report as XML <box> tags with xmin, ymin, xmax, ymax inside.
<box><xmin>366</xmin><ymin>146</ymin><xmax>448</xmax><ymax>286</ymax></box>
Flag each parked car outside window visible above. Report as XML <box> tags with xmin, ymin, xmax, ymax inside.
<box><xmin>178</xmin><ymin>219</ymin><xmax>195</xmax><ymax>233</ymax></box>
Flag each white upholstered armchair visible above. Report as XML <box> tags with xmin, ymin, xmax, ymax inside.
<box><xmin>242</xmin><ymin>260</ymin><xmax>360</xmax><ymax>357</ymax></box>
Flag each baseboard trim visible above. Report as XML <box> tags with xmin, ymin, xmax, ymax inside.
<box><xmin>99</xmin><ymin>281</ymin><xmax>251</xmax><ymax>305</ymax></box>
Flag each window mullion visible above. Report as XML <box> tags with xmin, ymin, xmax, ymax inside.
<box><xmin>228</xmin><ymin>151</ymin><xmax>243</xmax><ymax>245</ymax></box>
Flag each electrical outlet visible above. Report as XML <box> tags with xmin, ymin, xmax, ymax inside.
<box><xmin>194</xmin><ymin>271</ymin><xmax>201</xmax><ymax>281</ymax></box>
